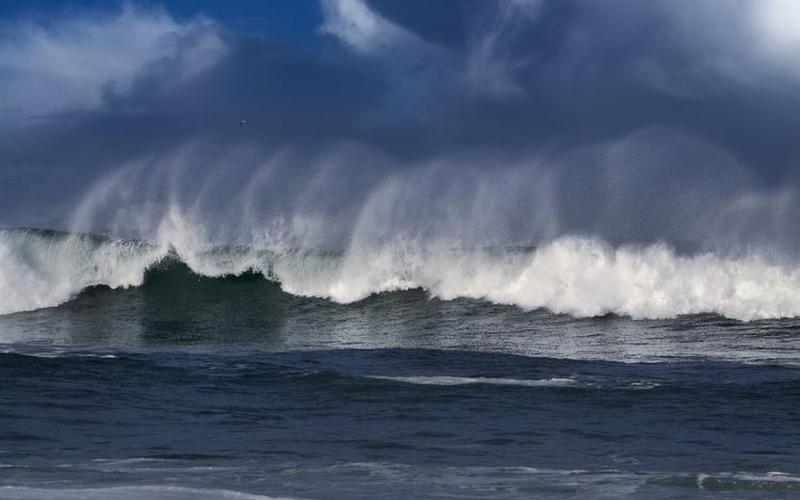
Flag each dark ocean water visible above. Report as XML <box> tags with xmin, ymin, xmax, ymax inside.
<box><xmin>2</xmin><ymin>262</ymin><xmax>800</xmax><ymax>499</ymax></box>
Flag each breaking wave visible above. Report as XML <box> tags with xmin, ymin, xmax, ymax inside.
<box><xmin>2</xmin><ymin>227</ymin><xmax>800</xmax><ymax>321</ymax></box>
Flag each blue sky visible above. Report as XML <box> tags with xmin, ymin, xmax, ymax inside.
<box><xmin>1</xmin><ymin>1</ymin><xmax>800</xmax><ymax>249</ymax></box>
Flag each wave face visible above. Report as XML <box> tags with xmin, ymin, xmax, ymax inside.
<box><xmin>3</xmin><ymin>228</ymin><xmax>800</xmax><ymax>321</ymax></box>
<box><xmin>0</xmin><ymin>229</ymin><xmax>166</xmax><ymax>316</ymax></box>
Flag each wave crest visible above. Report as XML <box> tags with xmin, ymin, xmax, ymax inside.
<box><xmin>2</xmin><ymin>228</ymin><xmax>800</xmax><ymax>321</ymax></box>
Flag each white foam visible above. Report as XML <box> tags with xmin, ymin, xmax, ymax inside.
<box><xmin>368</xmin><ymin>375</ymin><xmax>660</xmax><ymax>390</ymax></box>
<box><xmin>0</xmin><ymin>485</ymin><xmax>296</xmax><ymax>500</ymax></box>
<box><xmin>696</xmin><ymin>471</ymin><xmax>800</xmax><ymax>490</ymax></box>
<box><xmin>369</xmin><ymin>375</ymin><xmax>578</xmax><ymax>387</ymax></box>
<box><xmin>275</xmin><ymin>235</ymin><xmax>800</xmax><ymax>321</ymax></box>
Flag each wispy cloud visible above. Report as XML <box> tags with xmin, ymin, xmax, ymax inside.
<box><xmin>317</xmin><ymin>0</ymin><xmax>450</xmax><ymax>120</ymax></box>
<box><xmin>0</xmin><ymin>4</ymin><xmax>226</xmax><ymax>127</ymax></box>
<box><xmin>318</xmin><ymin>0</ymin><xmax>423</xmax><ymax>56</ymax></box>
<box><xmin>466</xmin><ymin>0</ymin><xmax>543</xmax><ymax>97</ymax></box>
<box><xmin>319</xmin><ymin>0</ymin><xmax>544</xmax><ymax>98</ymax></box>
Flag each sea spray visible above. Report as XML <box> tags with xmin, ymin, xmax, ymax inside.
<box><xmin>3</xmin><ymin>228</ymin><xmax>800</xmax><ymax>320</ymax></box>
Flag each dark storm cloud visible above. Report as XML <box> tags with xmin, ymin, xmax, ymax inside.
<box><xmin>360</xmin><ymin>0</ymin><xmax>800</xmax><ymax>178</ymax></box>
<box><xmin>5</xmin><ymin>0</ymin><xmax>800</xmax><ymax>168</ymax></box>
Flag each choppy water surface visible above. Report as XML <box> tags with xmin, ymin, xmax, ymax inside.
<box><xmin>2</xmin><ymin>231</ymin><xmax>800</xmax><ymax>499</ymax></box>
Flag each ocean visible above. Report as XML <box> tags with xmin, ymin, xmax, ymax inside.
<box><xmin>1</xmin><ymin>228</ymin><xmax>800</xmax><ymax>499</ymax></box>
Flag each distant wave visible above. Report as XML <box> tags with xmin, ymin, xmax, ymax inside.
<box><xmin>367</xmin><ymin>375</ymin><xmax>660</xmax><ymax>390</ymax></box>
<box><xmin>2</xmin><ymin>228</ymin><xmax>800</xmax><ymax>321</ymax></box>
<box><xmin>368</xmin><ymin>375</ymin><xmax>580</xmax><ymax>387</ymax></box>
<box><xmin>0</xmin><ymin>485</ymin><xmax>295</xmax><ymax>500</ymax></box>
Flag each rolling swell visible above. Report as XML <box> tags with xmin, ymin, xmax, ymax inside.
<box><xmin>4</xmin><ymin>227</ymin><xmax>800</xmax><ymax>321</ymax></box>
